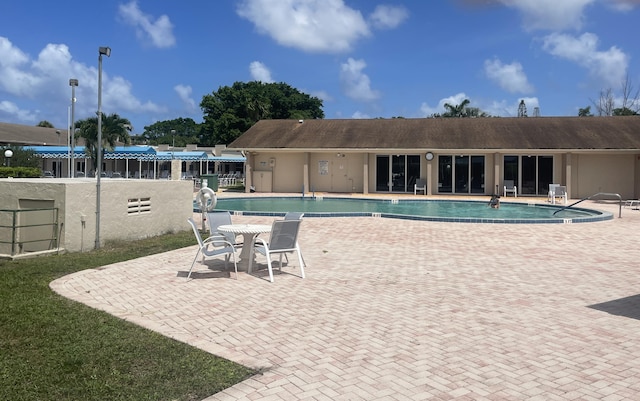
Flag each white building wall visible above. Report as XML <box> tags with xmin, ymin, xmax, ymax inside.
<box><xmin>0</xmin><ymin>179</ymin><xmax>193</xmax><ymax>255</ymax></box>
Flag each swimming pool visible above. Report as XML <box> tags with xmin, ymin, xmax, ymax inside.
<box><xmin>203</xmin><ymin>197</ymin><xmax>612</xmax><ymax>224</ymax></box>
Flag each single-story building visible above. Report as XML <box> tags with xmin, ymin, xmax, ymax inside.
<box><xmin>0</xmin><ymin>122</ymin><xmax>245</xmax><ymax>179</ymax></box>
<box><xmin>229</xmin><ymin>116</ymin><xmax>640</xmax><ymax>200</ymax></box>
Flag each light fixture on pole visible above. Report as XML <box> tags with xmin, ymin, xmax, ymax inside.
<box><xmin>4</xmin><ymin>149</ymin><xmax>13</xmax><ymax>167</ymax></box>
<box><xmin>69</xmin><ymin>78</ymin><xmax>78</xmax><ymax>178</ymax></box>
<box><xmin>95</xmin><ymin>46</ymin><xmax>110</xmax><ymax>250</ymax></box>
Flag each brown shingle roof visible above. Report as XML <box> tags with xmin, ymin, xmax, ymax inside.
<box><xmin>228</xmin><ymin>116</ymin><xmax>640</xmax><ymax>151</ymax></box>
<box><xmin>0</xmin><ymin>122</ymin><xmax>66</xmax><ymax>146</ymax></box>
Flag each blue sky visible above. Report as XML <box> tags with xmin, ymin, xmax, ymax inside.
<box><xmin>0</xmin><ymin>0</ymin><xmax>638</xmax><ymax>134</ymax></box>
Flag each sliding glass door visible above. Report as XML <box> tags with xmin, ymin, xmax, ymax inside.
<box><xmin>376</xmin><ymin>155</ymin><xmax>420</xmax><ymax>192</ymax></box>
<box><xmin>438</xmin><ymin>155</ymin><xmax>485</xmax><ymax>194</ymax></box>
<box><xmin>503</xmin><ymin>155</ymin><xmax>554</xmax><ymax>196</ymax></box>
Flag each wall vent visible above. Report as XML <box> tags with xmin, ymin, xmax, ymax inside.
<box><xmin>128</xmin><ymin>197</ymin><xmax>151</xmax><ymax>215</ymax></box>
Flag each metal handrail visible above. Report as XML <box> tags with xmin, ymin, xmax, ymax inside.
<box><xmin>0</xmin><ymin>208</ymin><xmax>59</xmax><ymax>256</ymax></box>
<box><xmin>553</xmin><ymin>192</ymin><xmax>622</xmax><ymax>218</ymax></box>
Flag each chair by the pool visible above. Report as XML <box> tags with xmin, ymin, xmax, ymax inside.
<box><xmin>284</xmin><ymin>211</ymin><xmax>304</xmax><ymax>220</ymax></box>
<box><xmin>250</xmin><ymin>219</ymin><xmax>305</xmax><ymax>283</ymax></box>
<box><xmin>414</xmin><ymin>178</ymin><xmax>426</xmax><ymax>195</ymax></box>
<box><xmin>624</xmin><ymin>199</ymin><xmax>640</xmax><ymax>209</ymax></box>
<box><xmin>503</xmin><ymin>180</ymin><xmax>517</xmax><ymax>197</ymax></box>
<box><xmin>547</xmin><ymin>183</ymin><xmax>560</xmax><ymax>203</ymax></box>
<box><xmin>553</xmin><ymin>185</ymin><xmax>568</xmax><ymax>205</ymax></box>
<box><xmin>186</xmin><ymin>217</ymin><xmax>238</xmax><ymax>280</ymax></box>
<box><xmin>283</xmin><ymin>212</ymin><xmax>306</xmax><ymax>267</ymax></box>
<box><xmin>207</xmin><ymin>211</ymin><xmax>240</xmax><ymax>245</ymax></box>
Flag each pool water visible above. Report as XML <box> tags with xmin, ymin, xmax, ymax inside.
<box><xmin>204</xmin><ymin>197</ymin><xmax>611</xmax><ymax>224</ymax></box>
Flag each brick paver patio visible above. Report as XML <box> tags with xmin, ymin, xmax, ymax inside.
<box><xmin>51</xmin><ymin>197</ymin><xmax>640</xmax><ymax>400</ymax></box>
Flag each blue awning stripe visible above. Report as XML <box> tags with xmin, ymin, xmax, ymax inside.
<box><xmin>24</xmin><ymin>146</ymin><xmax>244</xmax><ymax>162</ymax></box>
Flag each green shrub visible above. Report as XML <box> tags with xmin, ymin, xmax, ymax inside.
<box><xmin>0</xmin><ymin>166</ymin><xmax>42</xmax><ymax>178</ymax></box>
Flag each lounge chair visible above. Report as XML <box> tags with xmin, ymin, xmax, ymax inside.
<box><xmin>624</xmin><ymin>199</ymin><xmax>640</xmax><ymax>209</ymax></box>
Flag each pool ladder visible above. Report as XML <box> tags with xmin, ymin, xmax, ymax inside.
<box><xmin>552</xmin><ymin>192</ymin><xmax>622</xmax><ymax>218</ymax></box>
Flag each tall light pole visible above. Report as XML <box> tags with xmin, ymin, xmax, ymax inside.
<box><xmin>69</xmin><ymin>78</ymin><xmax>78</xmax><ymax>178</ymax></box>
<box><xmin>95</xmin><ymin>46</ymin><xmax>110</xmax><ymax>249</ymax></box>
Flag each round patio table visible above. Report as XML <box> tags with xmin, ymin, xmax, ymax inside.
<box><xmin>217</xmin><ymin>224</ymin><xmax>271</xmax><ymax>271</ymax></box>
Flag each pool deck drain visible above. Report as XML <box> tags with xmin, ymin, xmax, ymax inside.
<box><xmin>51</xmin><ymin>194</ymin><xmax>640</xmax><ymax>400</ymax></box>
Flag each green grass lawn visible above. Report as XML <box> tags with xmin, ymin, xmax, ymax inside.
<box><xmin>0</xmin><ymin>232</ymin><xmax>255</xmax><ymax>401</ymax></box>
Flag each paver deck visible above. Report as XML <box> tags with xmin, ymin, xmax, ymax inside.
<box><xmin>50</xmin><ymin>196</ymin><xmax>640</xmax><ymax>400</ymax></box>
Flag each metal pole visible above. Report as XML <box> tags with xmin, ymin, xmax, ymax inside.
<box><xmin>96</xmin><ymin>47</ymin><xmax>110</xmax><ymax>249</ymax></box>
<box><xmin>69</xmin><ymin>79</ymin><xmax>78</xmax><ymax>178</ymax></box>
<box><xmin>67</xmin><ymin>107</ymin><xmax>71</xmax><ymax>177</ymax></box>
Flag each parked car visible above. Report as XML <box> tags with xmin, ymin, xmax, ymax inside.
<box><xmin>42</xmin><ymin>171</ymin><xmax>55</xmax><ymax>178</ymax></box>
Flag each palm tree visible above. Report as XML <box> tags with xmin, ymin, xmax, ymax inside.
<box><xmin>443</xmin><ymin>99</ymin><xmax>471</xmax><ymax>117</ymax></box>
<box><xmin>76</xmin><ymin>113</ymin><xmax>132</xmax><ymax>172</ymax></box>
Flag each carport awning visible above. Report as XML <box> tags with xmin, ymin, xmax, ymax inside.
<box><xmin>208</xmin><ymin>155</ymin><xmax>246</xmax><ymax>162</ymax></box>
<box><xmin>104</xmin><ymin>146</ymin><xmax>157</xmax><ymax>159</ymax></box>
<box><xmin>24</xmin><ymin>146</ymin><xmax>246</xmax><ymax>162</ymax></box>
<box><xmin>155</xmin><ymin>151</ymin><xmax>209</xmax><ymax>161</ymax></box>
<box><xmin>26</xmin><ymin>145</ymin><xmax>157</xmax><ymax>160</ymax></box>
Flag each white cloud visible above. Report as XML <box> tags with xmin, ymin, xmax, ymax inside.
<box><xmin>174</xmin><ymin>84</ymin><xmax>196</xmax><ymax>111</ymax></box>
<box><xmin>484</xmin><ymin>58</ymin><xmax>534</xmax><ymax>94</ymax></box>
<box><xmin>0</xmin><ymin>37</ymin><xmax>41</xmax><ymax>98</ymax></box>
<box><xmin>339</xmin><ymin>58</ymin><xmax>380</xmax><ymax>102</ymax></box>
<box><xmin>118</xmin><ymin>1</ymin><xmax>176</xmax><ymax>48</ymax></box>
<box><xmin>0</xmin><ymin>100</ymin><xmax>37</xmax><ymax>123</ymax></box>
<box><xmin>420</xmin><ymin>94</ymin><xmax>541</xmax><ymax>118</ymax></box>
<box><xmin>369</xmin><ymin>5</ymin><xmax>409</xmax><ymax>29</ymax></box>
<box><xmin>249</xmin><ymin>61</ymin><xmax>274</xmax><ymax>83</ymax></box>
<box><xmin>236</xmin><ymin>0</ymin><xmax>370</xmax><ymax>53</ymax></box>
<box><xmin>351</xmin><ymin>111</ymin><xmax>371</xmax><ymax>119</ymax></box>
<box><xmin>0</xmin><ymin>36</ymin><xmax>164</xmax><ymax>126</ymax></box>
<box><xmin>607</xmin><ymin>0</ymin><xmax>640</xmax><ymax>11</ymax></box>
<box><xmin>309</xmin><ymin>90</ymin><xmax>333</xmax><ymax>102</ymax></box>
<box><xmin>542</xmin><ymin>32</ymin><xmax>628</xmax><ymax>87</ymax></box>
<box><xmin>498</xmin><ymin>0</ymin><xmax>595</xmax><ymax>31</ymax></box>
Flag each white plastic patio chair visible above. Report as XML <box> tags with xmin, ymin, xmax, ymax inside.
<box><xmin>503</xmin><ymin>180</ymin><xmax>517</xmax><ymax>197</ymax></box>
<box><xmin>414</xmin><ymin>178</ymin><xmax>426</xmax><ymax>195</ymax></box>
<box><xmin>249</xmin><ymin>219</ymin><xmax>305</xmax><ymax>283</ymax></box>
<box><xmin>548</xmin><ymin>184</ymin><xmax>560</xmax><ymax>203</ymax></box>
<box><xmin>186</xmin><ymin>218</ymin><xmax>238</xmax><ymax>280</ymax></box>
<box><xmin>553</xmin><ymin>185</ymin><xmax>568</xmax><ymax>205</ymax></box>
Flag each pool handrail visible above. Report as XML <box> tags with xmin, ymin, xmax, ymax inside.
<box><xmin>553</xmin><ymin>192</ymin><xmax>622</xmax><ymax>218</ymax></box>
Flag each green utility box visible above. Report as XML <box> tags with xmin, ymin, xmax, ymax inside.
<box><xmin>200</xmin><ymin>174</ymin><xmax>219</xmax><ymax>191</ymax></box>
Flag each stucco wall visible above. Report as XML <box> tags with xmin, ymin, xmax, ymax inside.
<box><xmin>573</xmin><ymin>154</ymin><xmax>635</xmax><ymax>200</ymax></box>
<box><xmin>310</xmin><ymin>153</ymin><xmax>364</xmax><ymax>193</ymax></box>
<box><xmin>0</xmin><ymin>178</ymin><xmax>193</xmax><ymax>254</ymax></box>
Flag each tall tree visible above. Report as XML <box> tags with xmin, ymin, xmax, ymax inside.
<box><xmin>590</xmin><ymin>75</ymin><xmax>640</xmax><ymax>116</ymax></box>
<box><xmin>76</xmin><ymin>113</ymin><xmax>132</xmax><ymax>171</ymax></box>
<box><xmin>200</xmin><ymin>81</ymin><xmax>324</xmax><ymax>145</ymax></box>
<box><xmin>443</xmin><ymin>99</ymin><xmax>471</xmax><ymax>117</ymax></box>
<box><xmin>578</xmin><ymin>106</ymin><xmax>593</xmax><ymax>117</ymax></box>
<box><xmin>440</xmin><ymin>99</ymin><xmax>489</xmax><ymax>118</ymax></box>
<box><xmin>139</xmin><ymin>118</ymin><xmax>201</xmax><ymax>146</ymax></box>
<box><xmin>36</xmin><ymin>120</ymin><xmax>54</xmax><ymax>128</ymax></box>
